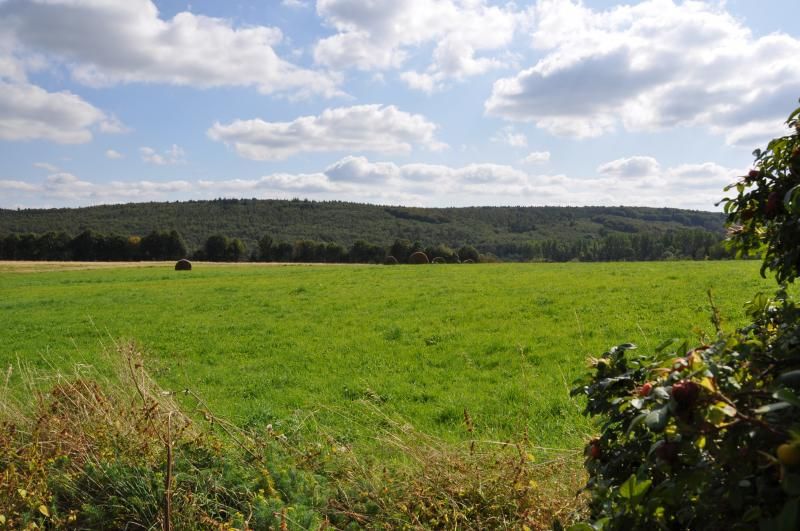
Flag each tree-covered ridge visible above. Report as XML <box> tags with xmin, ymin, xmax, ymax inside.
<box><xmin>0</xmin><ymin>199</ymin><xmax>724</xmax><ymax>260</ymax></box>
<box><xmin>0</xmin><ymin>228</ymin><xmax>730</xmax><ymax>263</ymax></box>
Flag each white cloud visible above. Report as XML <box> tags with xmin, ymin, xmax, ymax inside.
<box><xmin>0</xmin><ymin>80</ymin><xmax>118</xmax><ymax>143</ymax></box>
<box><xmin>491</xmin><ymin>126</ymin><xmax>528</xmax><ymax>148</ymax></box>
<box><xmin>41</xmin><ymin>172</ymin><xmax>94</xmax><ymax>199</ymax></box>
<box><xmin>0</xmin><ymin>179</ymin><xmax>39</xmax><ymax>192</ymax></box>
<box><xmin>0</xmin><ymin>171</ymin><xmax>194</xmax><ymax>205</ymax></box>
<box><xmin>33</xmin><ymin>162</ymin><xmax>59</xmax><ymax>172</ymax></box>
<box><xmin>597</xmin><ymin>156</ymin><xmax>660</xmax><ymax>178</ymax></box>
<box><xmin>399</xmin><ymin>71</ymin><xmax>437</xmax><ymax>94</ymax></box>
<box><xmin>234</xmin><ymin>155</ymin><xmax>737</xmax><ymax>209</ymax></box>
<box><xmin>0</xmin><ymin>0</ymin><xmax>339</xmax><ymax>98</ymax></box>
<box><xmin>314</xmin><ymin>0</ymin><xmax>524</xmax><ymax>90</ymax></box>
<box><xmin>207</xmin><ymin>104</ymin><xmax>446</xmax><ymax>160</ymax></box>
<box><xmin>0</xmin><ymin>21</ymin><xmax>127</xmax><ymax>145</ymax></box>
<box><xmin>140</xmin><ymin>145</ymin><xmax>186</xmax><ymax>166</ymax></box>
<box><xmin>0</xmin><ymin>155</ymin><xmax>740</xmax><ymax>210</ymax></box>
<box><xmin>105</xmin><ymin>149</ymin><xmax>124</xmax><ymax>160</ymax></box>
<box><xmin>281</xmin><ymin>0</ymin><xmax>309</xmax><ymax>8</ymax></box>
<box><xmin>98</xmin><ymin>115</ymin><xmax>130</xmax><ymax>134</ymax></box>
<box><xmin>325</xmin><ymin>156</ymin><xmax>400</xmax><ymax>183</ymax></box>
<box><xmin>520</xmin><ymin>151</ymin><xmax>550</xmax><ymax>164</ymax></box>
<box><xmin>485</xmin><ymin>0</ymin><xmax>800</xmax><ymax>145</ymax></box>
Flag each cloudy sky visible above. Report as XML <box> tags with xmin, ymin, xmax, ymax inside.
<box><xmin>0</xmin><ymin>0</ymin><xmax>798</xmax><ymax>210</ymax></box>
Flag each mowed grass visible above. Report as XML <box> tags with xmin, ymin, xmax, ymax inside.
<box><xmin>0</xmin><ymin>261</ymin><xmax>772</xmax><ymax>452</ymax></box>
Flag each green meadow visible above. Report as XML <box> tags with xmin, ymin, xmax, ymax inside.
<box><xmin>0</xmin><ymin>261</ymin><xmax>772</xmax><ymax>452</ymax></box>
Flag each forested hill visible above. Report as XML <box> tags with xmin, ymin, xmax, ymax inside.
<box><xmin>1</xmin><ymin>199</ymin><xmax>725</xmax><ymax>255</ymax></box>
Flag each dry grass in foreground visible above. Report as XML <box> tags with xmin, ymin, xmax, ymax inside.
<box><xmin>0</xmin><ymin>342</ymin><xmax>587</xmax><ymax>529</ymax></box>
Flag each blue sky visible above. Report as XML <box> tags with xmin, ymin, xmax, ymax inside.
<box><xmin>0</xmin><ymin>0</ymin><xmax>798</xmax><ymax>210</ymax></box>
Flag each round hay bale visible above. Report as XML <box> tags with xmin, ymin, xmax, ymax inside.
<box><xmin>175</xmin><ymin>258</ymin><xmax>192</xmax><ymax>271</ymax></box>
<box><xmin>462</xmin><ymin>259</ymin><xmax>474</xmax><ymax>264</ymax></box>
<box><xmin>408</xmin><ymin>251</ymin><xmax>429</xmax><ymax>264</ymax></box>
<box><xmin>431</xmin><ymin>256</ymin><xmax>446</xmax><ymax>264</ymax></box>
<box><xmin>383</xmin><ymin>255</ymin><xmax>399</xmax><ymax>265</ymax></box>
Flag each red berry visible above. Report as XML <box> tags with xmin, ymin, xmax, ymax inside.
<box><xmin>655</xmin><ymin>441</ymin><xmax>679</xmax><ymax>463</ymax></box>
<box><xmin>672</xmin><ymin>380</ymin><xmax>700</xmax><ymax>409</ymax></box>
<box><xmin>766</xmin><ymin>192</ymin><xmax>780</xmax><ymax>218</ymax></box>
<box><xmin>748</xmin><ymin>169</ymin><xmax>760</xmax><ymax>179</ymax></box>
<box><xmin>589</xmin><ymin>442</ymin><xmax>602</xmax><ymax>459</ymax></box>
<box><xmin>638</xmin><ymin>382</ymin><xmax>653</xmax><ymax>397</ymax></box>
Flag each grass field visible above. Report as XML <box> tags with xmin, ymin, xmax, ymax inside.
<box><xmin>0</xmin><ymin>260</ymin><xmax>772</xmax><ymax>453</ymax></box>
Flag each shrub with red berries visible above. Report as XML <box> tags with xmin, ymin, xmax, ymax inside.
<box><xmin>722</xmin><ymin>100</ymin><xmax>800</xmax><ymax>284</ymax></box>
<box><xmin>570</xmin><ymin>100</ymin><xmax>800</xmax><ymax>530</ymax></box>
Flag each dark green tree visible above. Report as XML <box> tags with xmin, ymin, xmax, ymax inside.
<box><xmin>226</xmin><ymin>238</ymin><xmax>246</xmax><ymax>262</ymax></box>
<box><xmin>69</xmin><ymin>230</ymin><xmax>99</xmax><ymax>261</ymax></box>
<box><xmin>258</xmin><ymin>234</ymin><xmax>274</xmax><ymax>261</ymax></box>
<box><xmin>349</xmin><ymin>240</ymin><xmax>385</xmax><ymax>263</ymax></box>
<box><xmin>204</xmin><ymin>234</ymin><xmax>229</xmax><ymax>261</ymax></box>
<box><xmin>458</xmin><ymin>245</ymin><xmax>480</xmax><ymax>263</ymax></box>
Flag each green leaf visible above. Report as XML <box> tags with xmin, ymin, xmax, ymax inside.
<box><xmin>707</xmin><ymin>406</ymin><xmax>727</xmax><ymax>426</ymax></box>
<box><xmin>776</xmin><ymin>498</ymin><xmax>800</xmax><ymax>531</ymax></box>
<box><xmin>755</xmin><ymin>402</ymin><xmax>792</xmax><ymax>414</ymax></box>
<box><xmin>645</xmin><ymin>405</ymin><xmax>670</xmax><ymax>433</ymax></box>
<box><xmin>618</xmin><ymin>474</ymin><xmax>652</xmax><ymax>500</ymax></box>
<box><xmin>782</xmin><ymin>473</ymin><xmax>800</xmax><ymax>496</ymax></box>
<box><xmin>778</xmin><ymin>371</ymin><xmax>800</xmax><ymax>389</ymax></box>
<box><xmin>626</xmin><ymin>412</ymin><xmax>648</xmax><ymax>437</ymax></box>
<box><xmin>653</xmin><ymin>387</ymin><xmax>670</xmax><ymax>400</ymax></box>
<box><xmin>783</xmin><ymin>185</ymin><xmax>800</xmax><ymax>213</ymax></box>
<box><xmin>742</xmin><ymin>506</ymin><xmax>761</xmax><ymax>522</ymax></box>
<box><xmin>655</xmin><ymin>338</ymin><xmax>678</xmax><ymax>353</ymax></box>
<box><xmin>566</xmin><ymin>524</ymin><xmax>595</xmax><ymax>531</ymax></box>
<box><xmin>774</xmin><ymin>388</ymin><xmax>800</xmax><ymax>408</ymax></box>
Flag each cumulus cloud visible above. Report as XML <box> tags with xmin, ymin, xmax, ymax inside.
<box><xmin>227</xmin><ymin>155</ymin><xmax>737</xmax><ymax>209</ymax></box>
<box><xmin>140</xmin><ymin>145</ymin><xmax>186</xmax><ymax>166</ymax></box>
<box><xmin>0</xmin><ymin>171</ymin><xmax>194</xmax><ymax>206</ymax></box>
<box><xmin>314</xmin><ymin>0</ymin><xmax>524</xmax><ymax>91</ymax></box>
<box><xmin>105</xmin><ymin>149</ymin><xmax>124</xmax><ymax>160</ymax></box>
<box><xmin>0</xmin><ymin>20</ymin><xmax>126</xmax><ymax>145</ymax></box>
<box><xmin>207</xmin><ymin>104</ymin><xmax>446</xmax><ymax>160</ymax></box>
<box><xmin>491</xmin><ymin>126</ymin><xmax>528</xmax><ymax>148</ymax></box>
<box><xmin>0</xmin><ymin>80</ymin><xmax>121</xmax><ymax>143</ymax></box>
<box><xmin>485</xmin><ymin>0</ymin><xmax>800</xmax><ymax>145</ymax></box>
<box><xmin>597</xmin><ymin>156</ymin><xmax>660</xmax><ymax>178</ymax></box>
<box><xmin>33</xmin><ymin>162</ymin><xmax>59</xmax><ymax>172</ymax></box>
<box><xmin>0</xmin><ymin>179</ymin><xmax>39</xmax><ymax>192</ymax></box>
<box><xmin>98</xmin><ymin>115</ymin><xmax>130</xmax><ymax>134</ymax></box>
<box><xmin>281</xmin><ymin>0</ymin><xmax>309</xmax><ymax>8</ymax></box>
<box><xmin>520</xmin><ymin>151</ymin><xmax>550</xmax><ymax>164</ymax></box>
<box><xmin>0</xmin><ymin>0</ymin><xmax>339</xmax><ymax>98</ymax></box>
<box><xmin>0</xmin><ymin>154</ymin><xmax>740</xmax><ymax>211</ymax></box>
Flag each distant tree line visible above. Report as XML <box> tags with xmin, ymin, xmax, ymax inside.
<box><xmin>484</xmin><ymin>229</ymin><xmax>732</xmax><ymax>262</ymax></box>
<box><xmin>0</xmin><ymin>228</ymin><xmax>732</xmax><ymax>263</ymax></box>
<box><xmin>0</xmin><ymin>230</ymin><xmax>187</xmax><ymax>261</ymax></box>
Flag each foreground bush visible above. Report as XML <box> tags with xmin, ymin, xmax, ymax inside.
<box><xmin>571</xmin><ymin>101</ymin><xmax>800</xmax><ymax>530</ymax></box>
